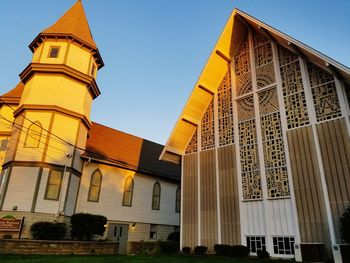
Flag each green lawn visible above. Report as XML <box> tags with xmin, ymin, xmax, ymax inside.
<box><xmin>0</xmin><ymin>254</ymin><xmax>292</xmax><ymax>263</ymax></box>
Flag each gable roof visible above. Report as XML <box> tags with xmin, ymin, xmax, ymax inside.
<box><xmin>29</xmin><ymin>0</ymin><xmax>104</xmax><ymax>69</ymax></box>
<box><xmin>83</xmin><ymin>122</ymin><xmax>180</xmax><ymax>181</ymax></box>
<box><xmin>160</xmin><ymin>8</ymin><xmax>350</xmax><ymax>164</ymax></box>
<box><xmin>0</xmin><ymin>82</ymin><xmax>24</xmax><ymax>104</ymax></box>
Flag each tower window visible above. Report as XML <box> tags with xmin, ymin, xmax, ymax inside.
<box><xmin>175</xmin><ymin>186</ymin><xmax>180</xmax><ymax>213</ymax></box>
<box><xmin>45</xmin><ymin>169</ymin><xmax>63</xmax><ymax>200</ymax></box>
<box><xmin>24</xmin><ymin>121</ymin><xmax>42</xmax><ymax>148</ymax></box>
<box><xmin>48</xmin><ymin>46</ymin><xmax>60</xmax><ymax>58</ymax></box>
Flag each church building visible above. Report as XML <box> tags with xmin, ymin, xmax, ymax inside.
<box><xmin>0</xmin><ymin>1</ymin><xmax>180</xmax><ymax>253</ymax></box>
<box><xmin>161</xmin><ymin>8</ymin><xmax>350</xmax><ymax>261</ymax></box>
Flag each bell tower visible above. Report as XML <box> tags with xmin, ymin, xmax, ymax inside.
<box><xmin>0</xmin><ymin>0</ymin><xmax>103</xmax><ymax>223</ymax></box>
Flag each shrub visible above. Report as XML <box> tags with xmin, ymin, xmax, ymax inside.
<box><xmin>129</xmin><ymin>241</ymin><xmax>158</xmax><ymax>255</ymax></box>
<box><xmin>158</xmin><ymin>241</ymin><xmax>179</xmax><ymax>254</ymax></box>
<box><xmin>70</xmin><ymin>213</ymin><xmax>107</xmax><ymax>241</ymax></box>
<box><xmin>2</xmin><ymin>234</ymin><xmax>12</xmax><ymax>239</ymax></box>
<box><xmin>341</xmin><ymin>206</ymin><xmax>350</xmax><ymax>243</ymax></box>
<box><xmin>194</xmin><ymin>245</ymin><xmax>207</xmax><ymax>255</ymax></box>
<box><xmin>167</xmin><ymin>231</ymin><xmax>180</xmax><ymax>242</ymax></box>
<box><xmin>214</xmin><ymin>244</ymin><xmax>231</xmax><ymax>256</ymax></box>
<box><xmin>30</xmin><ymin>221</ymin><xmax>66</xmax><ymax>240</ymax></box>
<box><xmin>182</xmin><ymin>246</ymin><xmax>191</xmax><ymax>254</ymax></box>
<box><xmin>230</xmin><ymin>245</ymin><xmax>249</xmax><ymax>257</ymax></box>
<box><xmin>257</xmin><ymin>249</ymin><xmax>270</xmax><ymax>258</ymax></box>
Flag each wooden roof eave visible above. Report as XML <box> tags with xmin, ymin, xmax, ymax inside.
<box><xmin>160</xmin><ymin>10</ymin><xmax>237</xmax><ymax>162</ymax></box>
<box><xmin>29</xmin><ymin>33</ymin><xmax>104</xmax><ymax>69</ymax></box>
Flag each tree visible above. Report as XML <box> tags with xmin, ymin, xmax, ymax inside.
<box><xmin>70</xmin><ymin>213</ymin><xmax>107</xmax><ymax>241</ymax></box>
<box><xmin>340</xmin><ymin>206</ymin><xmax>350</xmax><ymax>243</ymax></box>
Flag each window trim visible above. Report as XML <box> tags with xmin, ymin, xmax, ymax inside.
<box><xmin>122</xmin><ymin>176</ymin><xmax>134</xmax><ymax>207</ymax></box>
<box><xmin>48</xmin><ymin>46</ymin><xmax>60</xmax><ymax>58</ymax></box>
<box><xmin>175</xmin><ymin>186</ymin><xmax>180</xmax><ymax>213</ymax></box>
<box><xmin>152</xmin><ymin>181</ymin><xmax>161</xmax><ymax>210</ymax></box>
<box><xmin>87</xmin><ymin>169</ymin><xmax>102</xmax><ymax>202</ymax></box>
<box><xmin>44</xmin><ymin>169</ymin><xmax>63</xmax><ymax>201</ymax></box>
<box><xmin>24</xmin><ymin>121</ymin><xmax>42</xmax><ymax>148</ymax></box>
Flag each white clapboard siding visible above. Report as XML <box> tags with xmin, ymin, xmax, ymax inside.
<box><xmin>3</xmin><ymin>167</ymin><xmax>39</xmax><ymax>211</ymax></box>
<box><xmin>64</xmin><ymin>174</ymin><xmax>80</xmax><ymax>216</ymax></box>
<box><xmin>76</xmin><ymin>163</ymin><xmax>180</xmax><ymax>226</ymax></box>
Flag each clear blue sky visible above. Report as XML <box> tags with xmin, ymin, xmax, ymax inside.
<box><xmin>0</xmin><ymin>0</ymin><xmax>349</xmax><ymax>144</ymax></box>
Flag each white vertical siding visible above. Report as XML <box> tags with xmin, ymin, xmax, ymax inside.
<box><xmin>242</xmin><ymin>201</ymin><xmax>265</xmax><ymax>235</ymax></box>
<box><xmin>268</xmin><ymin>199</ymin><xmax>296</xmax><ymax>236</ymax></box>
<box><xmin>3</xmin><ymin>167</ymin><xmax>39</xmax><ymax>211</ymax></box>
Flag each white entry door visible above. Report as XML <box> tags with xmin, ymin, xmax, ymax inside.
<box><xmin>107</xmin><ymin>223</ymin><xmax>129</xmax><ymax>254</ymax></box>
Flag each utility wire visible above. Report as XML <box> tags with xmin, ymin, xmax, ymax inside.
<box><xmin>0</xmin><ymin>98</ymin><xmax>144</xmax><ymax>172</ymax></box>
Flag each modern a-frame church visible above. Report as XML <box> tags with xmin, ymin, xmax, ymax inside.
<box><xmin>161</xmin><ymin>8</ymin><xmax>350</xmax><ymax>261</ymax></box>
<box><xmin>0</xmin><ymin>1</ymin><xmax>180</xmax><ymax>253</ymax></box>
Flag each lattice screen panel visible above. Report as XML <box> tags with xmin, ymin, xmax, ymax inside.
<box><xmin>237</xmin><ymin>95</ymin><xmax>262</xmax><ymax>199</ymax></box>
<box><xmin>201</xmin><ymin>100</ymin><xmax>215</xmax><ymax>150</ymax></box>
<box><xmin>307</xmin><ymin>62</ymin><xmax>341</xmax><ymax>122</ymax></box>
<box><xmin>234</xmin><ymin>37</ymin><xmax>253</xmax><ymax>96</ymax></box>
<box><xmin>242</xmin><ymin>171</ymin><xmax>262</xmax><ymax>200</ymax></box>
<box><xmin>258</xmin><ymin>87</ymin><xmax>290</xmax><ymax>198</ymax></box>
<box><xmin>278</xmin><ymin>45</ymin><xmax>309</xmax><ymax>129</ymax></box>
<box><xmin>218</xmin><ymin>68</ymin><xmax>234</xmax><ymax>146</ymax></box>
<box><xmin>185</xmin><ymin>128</ymin><xmax>197</xmax><ymax>154</ymax></box>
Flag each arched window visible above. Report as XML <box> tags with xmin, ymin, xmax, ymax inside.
<box><xmin>122</xmin><ymin>176</ymin><xmax>134</xmax><ymax>206</ymax></box>
<box><xmin>175</xmin><ymin>187</ymin><xmax>181</xmax><ymax>213</ymax></box>
<box><xmin>152</xmin><ymin>182</ymin><xmax>161</xmax><ymax>210</ymax></box>
<box><xmin>88</xmin><ymin>169</ymin><xmax>102</xmax><ymax>202</ymax></box>
<box><xmin>24</xmin><ymin>121</ymin><xmax>42</xmax><ymax>148</ymax></box>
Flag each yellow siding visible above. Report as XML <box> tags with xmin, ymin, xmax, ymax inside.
<box><xmin>34</xmin><ymin>41</ymin><xmax>68</xmax><ymax>65</ymax></box>
<box><xmin>14</xmin><ymin>112</ymin><xmax>52</xmax><ymax>162</ymax></box>
<box><xmin>218</xmin><ymin>145</ymin><xmax>240</xmax><ymax>245</ymax></box>
<box><xmin>317</xmin><ymin>118</ymin><xmax>350</xmax><ymax>243</ymax></box>
<box><xmin>0</xmin><ymin>105</ymin><xmax>17</xmax><ymax>133</ymax></box>
<box><xmin>182</xmin><ymin>153</ymin><xmax>198</xmax><ymax>249</ymax></box>
<box><xmin>200</xmin><ymin>149</ymin><xmax>217</xmax><ymax>251</ymax></box>
<box><xmin>66</xmin><ymin>43</ymin><xmax>91</xmax><ymax>74</ymax></box>
<box><xmin>287</xmin><ymin>126</ymin><xmax>330</xmax><ymax>246</ymax></box>
<box><xmin>21</xmin><ymin>75</ymin><xmax>92</xmax><ymax>117</ymax></box>
<box><xmin>45</xmin><ymin>114</ymin><xmax>78</xmax><ymax>166</ymax></box>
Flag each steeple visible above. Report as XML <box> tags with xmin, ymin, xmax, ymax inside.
<box><xmin>29</xmin><ymin>0</ymin><xmax>103</xmax><ymax>68</ymax></box>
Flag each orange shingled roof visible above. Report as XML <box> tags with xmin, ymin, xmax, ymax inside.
<box><xmin>84</xmin><ymin>122</ymin><xmax>180</xmax><ymax>181</ymax></box>
<box><xmin>42</xmin><ymin>0</ymin><xmax>97</xmax><ymax>49</ymax></box>
<box><xmin>0</xmin><ymin>82</ymin><xmax>24</xmax><ymax>104</ymax></box>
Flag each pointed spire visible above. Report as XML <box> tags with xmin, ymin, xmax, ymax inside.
<box><xmin>42</xmin><ymin>0</ymin><xmax>96</xmax><ymax>48</ymax></box>
<box><xmin>29</xmin><ymin>0</ymin><xmax>103</xmax><ymax>68</ymax></box>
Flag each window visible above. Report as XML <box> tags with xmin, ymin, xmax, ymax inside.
<box><xmin>24</xmin><ymin>121</ymin><xmax>42</xmax><ymax>148</ymax></box>
<box><xmin>48</xmin><ymin>46</ymin><xmax>60</xmax><ymax>58</ymax></box>
<box><xmin>152</xmin><ymin>182</ymin><xmax>161</xmax><ymax>210</ymax></box>
<box><xmin>122</xmin><ymin>176</ymin><xmax>134</xmax><ymax>206</ymax></box>
<box><xmin>273</xmin><ymin>236</ymin><xmax>295</xmax><ymax>255</ymax></box>
<box><xmin>45</xmin><ymin>169</ymin><xmax>63</xmax><ymax>200</ymax></box>
<box><xmin>246</xmin><ymin>236</ymin><xmax>266</xmax><ymax>253</ymax></box>
<box><xmin>150</xmin><ymin>224</ymin><xmax>157</xmax><ymax>239</ymax></box>
<box><xmin>175</xmin><ymin>186</ymin><xmax>180</xmax><ymax>213</ymax></box>
<box><xmin>88</xmin><ymin>169</ymin><xmax>102</xmax><ymax>202</ymax></box>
